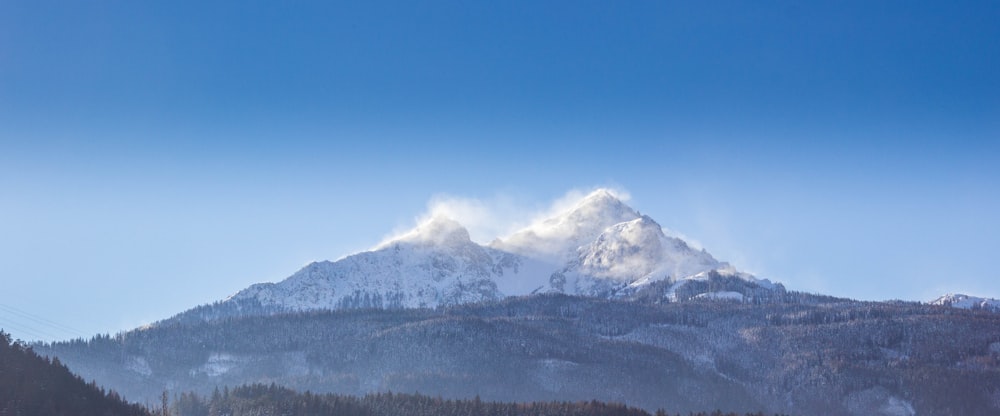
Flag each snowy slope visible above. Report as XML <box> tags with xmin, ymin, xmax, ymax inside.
<box><xmin>228</xmin><ymin>217</ymin><xmax>534</xmax><ymax>310</ymax></box>
<box><xmin>491</xmin><ymin>189</ymin><xmax>640</xmax><ymax>263</ymax></box>
<box><xmin>563</xmin><ymin>215</ymin><xmax>723</xmax><ymax>296</ymax></box>
<box><xmin>493</xmin><ymin>190</ymin><xmax>749</xmax><ymax>297</ymax></box>
<box><xmin>193</xmin><ymin>188</ymin><xmax>776</xmax><ymax>319</ymax></box>
<box><xmin>930</xmin><ymin>293</ymin><xmax>1000</xmax><ymax>311</ymax></box>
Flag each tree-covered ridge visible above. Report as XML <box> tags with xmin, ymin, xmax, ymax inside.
<box><xmin>39</xmin><ymin>294</ymin><xmax>1000</xmax><ymax>415</ymax></box>
<box><xmin>169</xmin><ymin>383</ymin><xmax>780</xmax><ymax>416</ymax></box>
<box><xmin>0</xmin><ymin>330</ymin><xmax>149</xmax><ymax>416</ymax></box>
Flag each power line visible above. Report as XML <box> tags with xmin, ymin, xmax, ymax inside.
<box><xmin>0</xmin><ymin>303</ymin><xmax>89</xmax><ymax>342</ymax></box>
<box><xmin>0</xmin><ymin>313</ymin><xmax>63</xmax><ymax>341</ymax></box>
<box><xmin>0</xmin><ymin>318</ymin><xmax>59</xmax><ymax>342</ymax></box>
<box><xmin>0</xmin><ymin>303</ymin><xmax>88</xmax><ymax>337</ymax></box>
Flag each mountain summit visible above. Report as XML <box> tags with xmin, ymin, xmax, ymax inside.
<box><xmin>223</xmin><ymin>216</ymin><xmax>514</xmax><ymax>312</ymax></box>
<box><xmin>491</xmin><ymin>189</ymin><xmax>641</xmax><ymax>263</ymax></box>
<box><xmin>377</xmin><ymin>216</ymin><xmax>473</xmax><ymax>249</ymax></box>
<box><xmin>169</xmin><ymin>189</ymin><xmax>774</xmax><ymax>323</ymax></box>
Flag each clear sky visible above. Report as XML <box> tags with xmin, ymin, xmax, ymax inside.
<box><xmin>1</xmin><ymin>1</ymin><xmax>998</xmax><ymax>342</ymax></box>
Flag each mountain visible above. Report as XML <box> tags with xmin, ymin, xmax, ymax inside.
<box><xmin>225</xmin><ymin>217</ymin><xmax>521</xmax><ymax>311</ymax></box>
<box><xmin>33</xmin><ymin>189</ymin><xmax>1000</xmax><ymax>415</ymax></box>
<box><xmin>553</xmin><ymin>215</ymin><xmax>723</xmax><ymax>297</ymax></box>
<box><xmin>491</xmin><ymin>189</ymin><xmax>643</xmax><ymax>263</ymax></box>
<box><xmin>931</xmin><ymin>293</ymin><xmax>1000</xmax><ymax>311</ymax></box>
<box><xmin>166</xmin><ymin>189</ymin><xmax>769</xmax><ymax>324</ymax></box>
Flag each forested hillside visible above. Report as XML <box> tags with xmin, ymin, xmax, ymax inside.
<box><xmin>0</xmin><ymin>330</ymin><xmax>149</xmax><ymax>416</ymax></box>
<box><xmin>38</xmin><ymin>294</ymin><xmax>1000</xmax><ymax>415</ymax></box>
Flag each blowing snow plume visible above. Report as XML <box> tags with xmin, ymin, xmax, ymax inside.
<box><xmin>377</xmin><ymin>187</ymin><xmax>633</xmax><ymax>250</ymax></box>
<box><xmin>490</xmin><ymin>188</ymin><xmax>638</xmax><ymax>263</ymax></box>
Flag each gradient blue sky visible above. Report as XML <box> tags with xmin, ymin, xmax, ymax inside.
<box><xmin>1</xmin><ymin>1</ymin><xmax>998</xmax><ymax>342</ymax></box>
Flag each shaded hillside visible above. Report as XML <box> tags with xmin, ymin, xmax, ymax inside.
<box><xmin>39</xmin><ymin>295</ymin><xmax>1000</xmax><ymax>415</ymax></box>
<box><xmin>0</xmin><ymin>330</ymin><xmax>149</xmax><ymax>416</ymax></box>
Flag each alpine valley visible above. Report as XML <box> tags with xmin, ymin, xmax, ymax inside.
<box><xmin>36</xmin><ymin>190</ymin><xmax>1000</xmax><ymax>415</ymax></box>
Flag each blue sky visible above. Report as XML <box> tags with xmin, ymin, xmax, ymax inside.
<box><xmin>1</xmin><ymin>1</ymin><xmax>998</xmax><ymax>341</ymax></box>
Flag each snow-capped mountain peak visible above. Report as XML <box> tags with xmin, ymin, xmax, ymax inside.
<box><xmin>491</xmin><ymin>189</ymin><xmax>640</xmax><ymax>262</ymax></box>
<box><xmin>560</xmin><ymin>214</ymin><xmax>725</xmax><ymax>296</ymax></box>
<box><xmin>378</xmin><ymin>215</ymin><xmax>472</xmax><ymax>249</ymax></box>
<box><xmin>578</xmin><ymin>215</ymin><xmax>668</xmax><ymax>280</ymax></box>
<box><xmin>930</xmin><ymin>293</ymin><xmax>1000</xmax><ymax>311</ymax></box>
<box><xmin>174</xmin><ymin>189</ymin><xmax>779</xmax><ymax>323</ymax></box>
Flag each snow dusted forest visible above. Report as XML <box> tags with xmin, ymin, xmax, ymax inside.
<box><xmin>38</xmin><ymin>293</ymin><xmax>1000</xmax><ymax>415</ymax></box>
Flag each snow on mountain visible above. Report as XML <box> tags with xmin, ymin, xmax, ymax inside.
<box><xmin>228</xmin><ymin>216</ymin><xmax>529</xmax><ymax>310</ymax></box>
<box><xmin>583</xmin><ymin>216</ymin><xmax>720</xmax><ymax>285</ymax></box>
<box><xmin>376</xmin><ymin>215</ymin><xmax>476</xmax><ymax>248</ymax></box>
<box><xmin>548</xmin><ymin>215</ymin><xmax>725</xmax><ymax>296</ymax></box>
<box><xmin>693</xmin><ymin>291</ymin><xmax>745</xmax><ymax>302</ymax></box>
<box><xmin>930</xmin><ymin>293</ymin><xmax>1000</xmax><ymax>311</ymax></box>
<box><xmin>208</xmin><ymin>188</ymin><xmax>774</xmax><ymax>318</ymax></box>
<box><xmin>491</xmin><ymin>189</ymin><xmax>640</xmax><ymax>263</ymax></box>
<box><xmin>490</xmin><ymin>189</ymin><xmax>762</xmax><ymax>297</ymax></box>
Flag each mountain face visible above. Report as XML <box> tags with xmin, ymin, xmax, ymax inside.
<box><xmin>226</xmin><ymin>217</ymin><xmax>521</xmax><ymax>311</ymax></box>
<box><xmin>557</xmin><ymin>215</ymin><xmax>723</xmax><ymax>297</ymax></box>
<box><xmin>491</xmin><ymin>189</ymin><xmax>644</xmax><ymax>263</ymax></box>
<box><xmin>171</xmin><ymin>189</ymin><xmax>767</xmax><ymax>324</ymax></box>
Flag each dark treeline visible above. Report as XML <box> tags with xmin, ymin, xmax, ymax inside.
<box><xmin>167</xmin><ymin>383</ymin><xmax>781</xmax><ymax>416</ymax></box>
<box><xmin>0</xmin><ymin>330</ymin><xmax>149</xmax><ymax>416</ymax></box>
